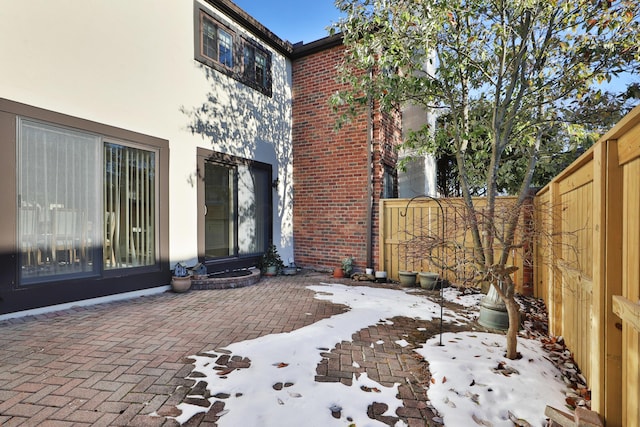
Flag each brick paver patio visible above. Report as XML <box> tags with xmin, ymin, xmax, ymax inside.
<box><xmin>0</xmin><ymin>270</ymin><xmax>461</xmax><ymax>426</ymax></box>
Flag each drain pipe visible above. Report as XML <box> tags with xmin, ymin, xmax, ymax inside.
<box><xmin>365</xmin><ymin>71</ymin><xmax>374</xmax><ymax>270</ymax></box>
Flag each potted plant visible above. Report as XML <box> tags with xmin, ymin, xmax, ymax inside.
<box><xmin>374</xmin><ymin>270</ymin><xmax>387</xmax><ymax>283</ymax></box>
<box><xmin>171</xmin><ymin>262</ymin><xmax>191</xmax><ymax>293</ymax></box>
<box><xmin>333</xmin><ymin>266</ymin><xmax>344</xmax><ymax>278</ymax></box>
<box><xmin>260</xmin><ymin>244</ymin><xmax>284</xmax><ymax>276</ymax></box>
<box><xmin>418</xmin><ymin>271</ymin><xmax>439</xmax><ymax>290</ymax></box>
<box><xmin>398</xmin><ymin>270</ymin><xmax>418</xmax><ymax>287</ymax></box>
<box><xmin>341</xmin><ymin>256</ymin><xmax>354</xmax><ymax>278</ymax></box>
<box><xmin>282</xmin><ymin>259</ymin><xmax>298</xmax><ymax>276</ymax></box>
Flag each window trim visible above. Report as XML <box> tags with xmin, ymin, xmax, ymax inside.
<box><xmin>0</xmin><ymin>97</ymin><xmax>170</xmax><ymax>314</ymax></box>
<box><xmin>194</xmin><ymin>4</ymin><xmax>273</xmax><ymax>97</ymax></box>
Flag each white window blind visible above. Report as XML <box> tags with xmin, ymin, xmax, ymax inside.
<box><xmin>104</xmin><ymin>143</ymin><xmax>156</xmax><ymax>269</ymax></box>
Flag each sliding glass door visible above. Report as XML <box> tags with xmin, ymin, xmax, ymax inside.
<box><xmin>104</xmin><ymin>143</ymin><xmax>157</xmax><ymax>269</ymax></box>
<box><xmin>18</xmin><ymin>120</ymin><xmax>101</xmax><ymax>281</ymax></box>
<box><xmin>17</xmin><ymin>119</ymin><xmax>158</xmax><ymax>284</ymax></box>
<box><xmin>199</xmin><ymin>151</ymin><xmax>272</xmax><ymax>263</ymax></box>
<box><xmin>204</xmin><ymin>162</ymin><xmax>234</xmax><ymax>257</ymax></box>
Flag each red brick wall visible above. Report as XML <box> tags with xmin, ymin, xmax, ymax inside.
<box><xmin>292</xmin><ymin>42</ymin><xmax>400</xmax><ymax>272</ymax></box>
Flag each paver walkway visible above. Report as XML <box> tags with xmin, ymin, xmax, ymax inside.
<box><xmin>0</xmin><ymin>271</ymin><xmax>460</xmax><ymax>426</ymax></box>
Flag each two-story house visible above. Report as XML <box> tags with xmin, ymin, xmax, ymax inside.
<box><xmin>0</xmin><ymin>0</ymin><xmax>402</xmax><ymax>315</ymax></box>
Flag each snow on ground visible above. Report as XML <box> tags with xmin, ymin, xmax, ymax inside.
<box><xmin>418</xmin><ymin>332</ymin><xmax>567</xmax><ymax>426</ymax></box>
<box><xmin>172</xmin><ymin>283</ymin><xmax>567</xmax><ymax>426</ymax></box>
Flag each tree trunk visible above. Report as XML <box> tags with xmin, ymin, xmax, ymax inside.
<box><xmin>504</xmin><ymin>295</ymin><xmax>520</xmax><ymax>359</ymax></box>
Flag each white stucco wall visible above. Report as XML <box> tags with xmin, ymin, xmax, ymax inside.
<box><xmin>0</xmin><ymin>0</ymin><xmax>294</xmax><ymax>265</ymax></box>
<box><xmin>399</xmin><ymin>103</ymin><xmax>438</xmax><ymax>198</ymax></box>
<box><xmin>398</xmin><ymin>53</ymin><xmax>438</xmax><ymax>199</ymax></box>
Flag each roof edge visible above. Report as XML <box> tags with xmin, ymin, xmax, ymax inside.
<box><xmin>291</xmin><ymin>33</ymin><xmax>344</xmax><ymax>59</ymax></box>
<box><xmin>204</xmin><ymin>0</ymin><xmax>294</xmax><ymax>56</ymax></box>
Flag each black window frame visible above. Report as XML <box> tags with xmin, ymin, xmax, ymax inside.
<box><xmin>382</xmin><ymin>163</ymin><xmax>398</xmax><ymax>199</ymax></box>
<box><xmin>197</xmin><ymin>149</ymin><xmax>273</xmax><ymax>272</ymax></box>
<box><xmin>194</xmin><ymin>5</ymin><xmax>273</xmax><ymax>97</ymax></box>
<box><xmin>242</xmin><ymin>41</ymin><xmax>271</xmax><ymax>91</ymax></box>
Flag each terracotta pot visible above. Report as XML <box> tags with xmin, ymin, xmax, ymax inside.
<box><xmin>333</xmin><ymin>267</ymin><xmax>344</xmax><ymax>278</ymax></box>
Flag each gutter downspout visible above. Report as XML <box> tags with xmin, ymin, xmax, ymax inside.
<box><xmin>366</xmin><ymin>70</ymin><xmax>374</xmax><ymax>270</ymax></box>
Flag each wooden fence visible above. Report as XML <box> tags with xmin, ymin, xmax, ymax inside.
<box><xmin>534</xmin><ymin>104</ymin><xmax>640</xmax><ymax>426</ymax></box>
<box><xmin>378</xmin><ymin>106</ymin><xmax>640</xmax><ymax>425</ymax></box>
<box><xmin>378</xmin><ymin>197</ymin><xmax>530</xmax><ymax>292</ymax></box>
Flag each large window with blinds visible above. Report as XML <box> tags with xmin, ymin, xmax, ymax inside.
<box><xmin>17</xmin><ymin>119</ymin><xmax>158</xmax><ymax>284</ymax></box>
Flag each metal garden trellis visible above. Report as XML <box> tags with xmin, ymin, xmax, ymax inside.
<box><xmin>401</xmin><ymin>195</ymin><xmax>446</xmax><ymax>346</ymax></box>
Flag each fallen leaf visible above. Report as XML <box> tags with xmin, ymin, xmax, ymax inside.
<box><xmin>442</xmin><ymin>376</ymin><xmax>447</xmax><ymax>383</ymax></box>
<box><xmin>466</xmin><ymin>391</ymin><xmax>480</xmax><ymax>404</ymax></box>
<box><xmin>443</xmin><ymin>397</ymin><xmax>456</xmax><ymax>408</ymax></box>
<box><xmin>288</xmin><ymin>392</ymin><xmax>302</xmax><ymax>398</ymax></box>
<box><xmin>508</xmin><ymin>411</ymin><xmax>531</xmax><ymax>427</ymax></box>
<box><xmin>472</xmin><ymin>413</ymin><xmax>493</xmax><ymax>426</ymax></box>
<box><xmin>273</xmin><ymin>362</ymin><xmax>289</xmax><ymax>368</ymax></box>
<box><xmin>431</xmin><ymin>377</ymin><xmax>436</xmax><ymax>384</ymax></box>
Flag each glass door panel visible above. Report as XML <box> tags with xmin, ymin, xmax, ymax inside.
<box><xmin>238</xmin><ymin>165</ymin><xmax>269</xmax><ymax>255</ymax></box>
<box><xmin>104</xmin><ymin>143</ymin><xmax>157</xmax><ymax>269</ymax></box>
<box><xmin>204</xmin><ymin>162</ymin><xmax>234</xmax><ymax>257</ymax></box>
<box><xmin>18</xmin><ymin>119</ymin><xmax>100</xmax><ymax>282</ymax></box>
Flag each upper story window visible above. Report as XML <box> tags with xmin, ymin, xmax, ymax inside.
<box><xmin>217</xmin><ymin>28</ymin><xmax>233</xmax><ymax>67</ymax></box>
<box><xmin>244</xmin><ymin>45</ymin><xmax>268</xmax><ymax>88</ymax></box>
<box><xmin>201</xmin><ymin>13</ymin><xmax>233</xmax><ymax>69</ymax></box>
<box><xmin>195</xmin><ymin>7</ymin><xmax>272</xmax><ymax>97</ymax></box>
<box><xmin>202</xmin><ymin>17</ymin><xmax>216</xmax><ymax>61</ymax></box>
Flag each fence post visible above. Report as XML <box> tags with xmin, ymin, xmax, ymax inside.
<box><xmin>548</xmin><ymin>180</ymin><xmax>563</xmax><ymax>336</ymax></box>
<box><xmin>603</xmin><ymin>139</ymin><xmax>624</xmax><ymax>427</ymax></box>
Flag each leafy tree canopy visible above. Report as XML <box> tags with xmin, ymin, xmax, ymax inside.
<box><xmin>433</xmin><ymin>85</ymin><xmax>639</xmax><ymax>196</ymax></box>
<box><xmin>331</xmin><ymin>0</ymin><xmax>639</xmax><ymax>359</ymax></box>
<box><xmin>332</xmin><ymin>0</ymin><xmax>640</xmax><ymax>197</ymax></box>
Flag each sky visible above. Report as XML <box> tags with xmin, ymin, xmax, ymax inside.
<box><xmin>233</xmin><ymin>0</ymin><xmax>342</xmax><ymax>44</ymax></box>
<box><xmin>167</xmin><ymin>284</ymin><xmax>569</xmax><ymax>426</ymax></box>
<box><xmin>232</xmin><ymin>0</ymin><xmax>636</xmax><ymax>94</ymax></box>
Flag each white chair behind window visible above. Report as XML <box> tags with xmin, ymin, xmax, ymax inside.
<box><xmin>104</xmin><ymin>211</ymin><xmax>116</xmax><ymax>267</ymax></box>
<box><xmin>19</xmin><ymin>207</ymin><xmax>39</xmax><ymax>267</ymax></box>
<box><xmin>51</xmin><ymin>208</ymin><xmax>83</xmax><ymax>265</ymax></box>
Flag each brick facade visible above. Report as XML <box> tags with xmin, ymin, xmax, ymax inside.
<box><xmin>292</xmin><ymin>36</ymin><xmax>401</xmax><ymax>272</ymax></box>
